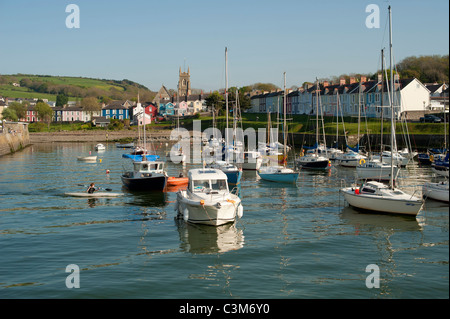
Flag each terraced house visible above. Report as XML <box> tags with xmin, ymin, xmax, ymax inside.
<box><xmin>250</xmin><ymin>76</ymin><xmax>431</xmax><ymax>119</ymax></box>
<box><xmin>101</xmin><ymin>100</ymin><xmax>134</xmax><ymax>120</ymax></box>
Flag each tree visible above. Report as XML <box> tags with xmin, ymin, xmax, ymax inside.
<box><xmin>205</xmin><ymin>91</ymin><xmax>225</xmax><ymax>115</ymax></box>
<box><xmin>34</xmin><ymin>101</ymin><xmax>53</xmax><ymax>128</ymax></box>
<box><xmin>56</xmin><ymin>93</ymin><xmax>69</xmax><ymax>107</ymax></box>
<box><xmin>8</xmin><ymin>102</ymin><xmax>27</xmax><ymax>120</ymax></box>
<box><xmin>81</xmin><ymin>97</ymin><xmax>101</xmax><ymax>121</ymax></box>
<box><xmin>1</xmin><ymin>107</ymin><xmax>18</xmax><ymax>121</ymax></box>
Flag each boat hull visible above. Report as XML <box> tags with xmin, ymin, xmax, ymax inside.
<box><xmin>423</xmin><ymin>182</ymin><xmax>449</xmax><ymax>203</ymax></box>
<box><xmin>356</xmin><ymin>165</ymin><xmax>399</xmax><ymax>181</ymax></box>
<box><xmin>224</xmin><ymin>170</ymin><xmax>242</xmax><ymax>185</ymax></box>
<box><xmin>167</xmin><ymin>177</ymin><xmax>189</xmax><ymax>186</ymax></box>
<box><xmin>296</xmin><ymin>158</ymin><xmax>330</xmax><ymax>170</ymax></box>
<box><xmin>65</xmin><ymin>192</ymin><xmax>122</xmax><ymax>198</ymax></box>
<box><xmin>176</xmin><ymin>192</ymin><xmax>241</xmax><ymax>226</ymax></box>
<box><xmin>341</xmin><ymin>187</ymin><xmax>423</xmax><ymax>216</ymax></box>
<box><xmin>121</xmin><ymin>174</ymin><xmax>167</xmax><ymax>191</ymax></box>
<box><xmin>257</xmin><ymin>171</ymin><xmax>299</xmax><ymax>183</ymax></box>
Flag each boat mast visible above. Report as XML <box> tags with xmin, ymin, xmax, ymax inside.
<box><xmin>380</xmin><ymin>48</ymin><xmax>384</xmax><ymax>153</ymax></box>
<box><xmin>316</xmin><ymin>79</ymin><xmax>320</xmax><ymax>156</ymax></box>
<box><xmin>225</xmin><ymin>47</ymin><xmax>229</xmax><ymax>131</ymax></box>
<box><xmin>283</xmin><ymin>72</ymin><xmax>287</xmax><ymax>166</ymax></box>
<box><xmin>389</xmin><ymin>5</ymin><xmax>394</xmax><ymax>188</ymax></box>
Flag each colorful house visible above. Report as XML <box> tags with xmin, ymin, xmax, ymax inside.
<box><xmin>159</xmin><ymin>102</ymin><xmax>175</xmax><ymax>116</ymax></box>
<box><xmin>102</xmin><ymin>100</ymin><xmax>133</xmax><ymax>120</ymax></box>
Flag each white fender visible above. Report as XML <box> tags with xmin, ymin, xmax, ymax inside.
<box><xmin>183</xmin><ymin>208</ymin><xmax>189</xmax><ymax>222</ymax></box>
<box><xmin>237</xmin><ymin>204</ymin><xmax>243</xmax><ymax>219</ymax></box>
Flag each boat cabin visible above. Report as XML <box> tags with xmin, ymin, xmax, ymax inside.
<box><xmin>133</xmin><ymin>161</ymin><xmax>165</xmax><ymax>177</ymax></box>
<box><xmin>188</xmin><ymin>169</ymin><xmax>229</xmax><ymax>194</ymax></box>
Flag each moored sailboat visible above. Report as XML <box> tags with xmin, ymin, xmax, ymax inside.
<box><xmin>258</xmin><ymin>72</ymin><xmax>299</xmax><ymax>183</ymax></box>
<box><xmin>340</xmin><ymin>6</ymin><xmax>423</xmax><ymax>216</ymax></box>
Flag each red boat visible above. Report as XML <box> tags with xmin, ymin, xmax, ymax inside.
<box><xmin>166</xmin><ymin>176</ymin><xmax>188</xmax><ymax>186</ymax></box>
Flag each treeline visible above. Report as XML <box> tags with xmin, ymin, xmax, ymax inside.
<box><xmin>325</xmin><ymin>55</ymin><xmax>448</xmax><ymax>84</ymax></box>
<box><xmin>397</xmin><ymin>55</ymin><xmax>449</xmax><ymax>84</ymax></box>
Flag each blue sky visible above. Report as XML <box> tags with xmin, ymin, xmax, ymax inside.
<box><xmin>0</xmin><ymin>0</ymin><xmax>448</xmax><ymax>92</ymax></box>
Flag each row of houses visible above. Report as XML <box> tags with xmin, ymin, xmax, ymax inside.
<box><xmin>249</xmin><ymin>76</ymin><xmax>448</xmax><ymax>119</ymax></box>
<box><xmin>1</xmin><ymin>76</ymin><xmax>447</xmax><ymax>124</ymax></box>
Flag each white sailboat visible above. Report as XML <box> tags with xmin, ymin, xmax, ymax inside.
<box><xmin>207</xmin><ymin>47</ymin><xmax>242</xmax><ymax>185</ymax></box>
<box><xmin>258</xmin><ymin>72</ymin><xmax>299</xmax><ymax>183</ymax></box>
<box><xmin>422</xmin><ymin>180</ymin><xmax>449</xmax><ymax>203</ymax></box>
<box><xmin>336</xmin><ymin>81</ymin><xmax>368</xmax><ymax>167</ymax></box>
<box><xmin>340</xmin><ymin>6</ymin><xmax>423</xmax><ymax>216</ymax></box>
<box><xmin>295</xmin><ymin>79</ymin><xmax>331</xmax><ymax>170</ymax></box>
<box><xmin>356</xmin><ymin>49</ymin><xmax>399</xmax><ymax>182</ymax></box>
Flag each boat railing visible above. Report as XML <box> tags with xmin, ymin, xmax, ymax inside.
<box><xmin>230</xmin><ymin>186</ymin><xmax>240</xmax><ymax>196</ymax></box>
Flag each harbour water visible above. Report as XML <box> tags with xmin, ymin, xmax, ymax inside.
<box><xmin>0</xmin><ymin>142</ymin><xmax>448</xmax><ymax>299</ymax></box>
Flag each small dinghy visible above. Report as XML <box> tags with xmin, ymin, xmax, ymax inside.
<box><xmin>77</xmin><ymin>156</ymin><xmax>97</xmax><ymax>162</ymax></box>
<box><xmin>167</xmin><ymin>176</ymin><xmax>189</xmax><ymax>186</ymax></box>
<box><xmin>64</xmin><ymin>192</ymin><xmax>123</xmax><ymax>198</ymax></box>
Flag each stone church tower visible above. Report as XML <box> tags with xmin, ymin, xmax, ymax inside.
<box><xmin>178</xmin><ymin>67</ymin><xmax>191</xmax><ymax>98</ymax></box>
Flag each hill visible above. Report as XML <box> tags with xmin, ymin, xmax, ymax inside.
<box><xmin>0</xmin><ymin>74</ymin><xmax>156</xmax><ymax>103</ymax></box>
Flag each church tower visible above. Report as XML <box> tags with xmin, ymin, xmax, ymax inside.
<box><xmin>178</xmin><ymin>67</ymin><xmax>191</xmax><ymax>98</ymax></box>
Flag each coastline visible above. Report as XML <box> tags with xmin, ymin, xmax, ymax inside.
<box><xmin>29</xmin><ymin>129</ymin><xmax>173</xmax><ymax>143</ymax></box>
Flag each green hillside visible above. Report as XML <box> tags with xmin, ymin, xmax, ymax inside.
<box><xmin>0</xmin><ymin>74</ymin><xmax>155</xmax><ymax>102</ymax></box>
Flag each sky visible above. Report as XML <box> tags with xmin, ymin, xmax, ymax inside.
<box><xmin>0</xmin><ymin>0</ymin><xmax>448</xmax><ymax>92</ymax></box>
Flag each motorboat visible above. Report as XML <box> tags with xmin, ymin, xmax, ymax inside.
<box><xmin>371</xmin><ymin>151</ymin><xmax>409</xmax><ymax>167</ymax></box>
<box><xmin>176</xmin><ymin>168</ymin><xmax>243</xmax><ymax>226</ymax></box>
<box><xmin>422</xmin><ymin>180</ymin><xmax>449</xmax><ymax>203</ymax></box>
<box><xmin>116</xmin><ymin>142</ymin><xmax>134</xmax><ymax>148</ymax></box>
<box><xmin>340</xmin><ymin>181</ymin><xmax>423</xmax><ymax>216</ymax></box>
<box><xmin>431</xmin><ymin>153</ymin><xmax>449</xmax><ymax>177</ymax></box>
<box><xmin>129</xmin><ymin>145</ymin><xmax>148</xmax><ymax>155</ymax></box>
<box><xmin>121</xmin><ymin>159</ymin><xmax>168</xmax><ymax>191</ymax></box>
<box><xmin>356</xmin><ymin>158</ymin><xmax>399</xmax><ymax>181</ymax></box>
<box><xmin>295</xmin><ymin>152</ymin><xmax>331</xmax><ymax>170</ymax></box>
<box><xmin>336</xmin><ymin>150</ymin><xmax>367</xmax><ymax>168</ymax></box>
<box><xmin>95</xmin><ymin>143</ymin><xmax>106</xmax><ymax>151</ymax></box>
<box><xmin>257</xmin><ymin>165</ymin><xmax>299</xmax><ymax>184</ymax></box>
<box><xmin>206</xmin><ymin>160</ymin><xmax>242</xmax><ymax>185</ymax></box>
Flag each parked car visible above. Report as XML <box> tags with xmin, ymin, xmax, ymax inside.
<box><xmin>420</xmin><ymin>115</ymin><xmax>442</xmax><ymax>123</ymax></box>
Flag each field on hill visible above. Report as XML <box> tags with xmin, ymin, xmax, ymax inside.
<box><xmin>0</xmin><ymin>74</ymin><xmax>155</xmax><ymax>102</ymax></box>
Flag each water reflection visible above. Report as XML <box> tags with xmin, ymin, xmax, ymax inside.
<box><xmin>123</xmin><ymin>188</ymin><xmax>168</xmax><ymax>208</ymax></box>
<box><xmin>340</xmin><ymin>206</ymin><xmax>422</xmax><ymax>232</ymax></box>
<box><xmin>175</xmin><ymin>219</ymin><xmax>244</xmax><ymax>254</ymax></box>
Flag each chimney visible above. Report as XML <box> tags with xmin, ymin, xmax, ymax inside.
<box><xmin>377</xmin><ymin>74</ymin><xmax>382</xmax><ymax>82</ymax></box>
<box><xmin>339</xmin><ymin>78</ymin><xmax>346</xmax><ymax>86</ymax></box>
<box><xmin>323</xmin><ymin>81</ymin><xmax>329</xmax><ymax>88</ymax></box>
<box><xmin>350</xmin><ymin>77</ymin><xmax>356</xmax><ymax>84</ymax></box>
<box><xmin>360</xmin><ymin>76</ymin><xmax>367</xmax><ymax>83</ymax></box>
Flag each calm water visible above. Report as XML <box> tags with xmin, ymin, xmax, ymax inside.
<box><xmin>0</xmin><ymin>142</ymin><xmax>448</xmax><ymax>299</ymax></box>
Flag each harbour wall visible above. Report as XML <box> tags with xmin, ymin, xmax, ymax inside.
<box><xmin>0</xmin><ymin>122</ymin><xmax>30</xmax><ymax>156</ymax></box>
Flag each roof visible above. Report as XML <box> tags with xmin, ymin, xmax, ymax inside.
<box><xmin>188</xmin><ymin>168</ymin><xmax>227</xmax><ymax>180</ymax></box>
